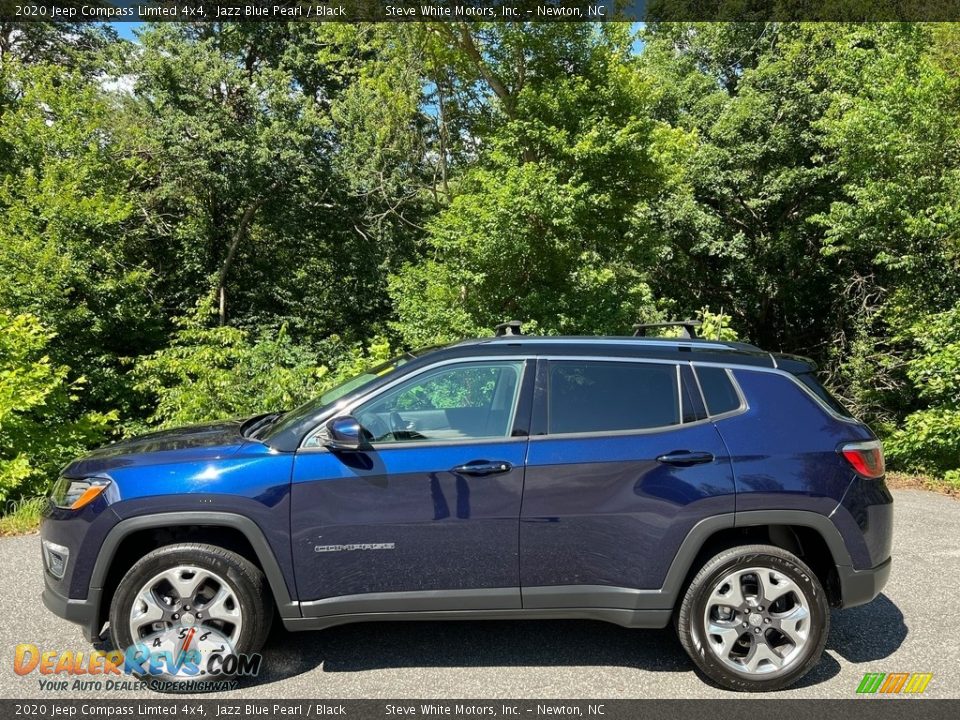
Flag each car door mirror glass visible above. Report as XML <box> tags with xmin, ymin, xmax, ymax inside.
<box><xmin>318</xmin><ymin>415</ymin><xmax>368</xmax><ymax>450</ymax></box>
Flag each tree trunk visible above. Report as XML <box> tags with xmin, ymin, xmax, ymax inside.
<box><xmin>448</xmin><ymin>24</ymin><xmax>536</xmax><ymax>164</ymax></box>
<box><xmin>434</xmin><ymin>71</ymin><xmax>451</xmax><ymax>199</ymax></box>
<box><xmin>216</xmin><ymin>182</ymin><xmax>278</xmax><ymax>326</ymax></box>
<box><xmin>450</xmin><ymin>24</ymin><xmax>514</xmax><ymax>115</ymax></box>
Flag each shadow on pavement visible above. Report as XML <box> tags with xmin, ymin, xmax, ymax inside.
<box><xmin>240</xmin><ymin>593</ymin><xmax>906</xmax><ymax>692</ymax></box>
<box><xmin>827</xmin><ymin>593</ymin><xmax>907</xmax><ymax>663</ymax></box>
<box><xmin>245</xmin><ymin>620</ymin><xmax>690</xmax><ymax>689</ymax></box>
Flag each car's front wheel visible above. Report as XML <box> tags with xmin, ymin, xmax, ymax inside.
<box><xmin>677</xmin><ymin>544</ymin><xmax>829</xmax><ymax>692</ymax></box>
<box><xmin>109</xmin><ymin>543</ymin><xmax>273</xmax><ymax>688</ymax></box>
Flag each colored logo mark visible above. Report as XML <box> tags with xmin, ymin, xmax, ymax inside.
<box><xmin>857</xmin><ymin>672</ymin><xmax>933</xmax><ymax>694</ymax></box>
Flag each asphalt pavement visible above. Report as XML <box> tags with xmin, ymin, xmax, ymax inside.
<box><xmin>1</xmin><ymin>488</ymin><xmax>956</xmax><ymax>699</ymax></box>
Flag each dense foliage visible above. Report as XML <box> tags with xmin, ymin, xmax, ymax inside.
<box><xmin>0</xmin><ymin>312</ymin><xmax>113</xmax><ymax>504</ymax></box>
<box><xmin>1</xmin><ymin>20</ymin><xmax>959</xmax><ymax>506</ymax></box>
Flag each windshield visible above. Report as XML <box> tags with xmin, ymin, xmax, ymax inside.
<box><xmin>259</xmin><ymin>352</ymin><xmax>420</xmax><ymax>441</ymax></box>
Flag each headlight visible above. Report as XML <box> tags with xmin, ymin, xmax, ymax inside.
<box><xmin>50</xmin><ymin>478</ymin><xmax>111</xmax><ymax>510</ymax></box>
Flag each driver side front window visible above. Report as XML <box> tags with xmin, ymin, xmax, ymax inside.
<box><xmin>353</xmin><ymin>361</ymin><xmax>524</xmax><ymax>444</ymax></box>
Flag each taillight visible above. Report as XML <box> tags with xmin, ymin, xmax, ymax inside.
<box><xmin>840</xmin><ymin>440</ymin><xmax>885</xmax><ymax>479</ymax></box>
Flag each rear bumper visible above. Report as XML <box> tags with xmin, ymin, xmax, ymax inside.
<box><xmin>42</xmin><ymin>573</ymin><xmax>102</xmax><ymax>642</ymax></box>
<box><xmin>838</xmin><ymin>556</ymin><xmax>891</xmax><ymax>608</ymax></box>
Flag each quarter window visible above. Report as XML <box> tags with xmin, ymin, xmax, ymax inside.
<box><xmin>695</xmin><ymin>366</ymin><xmax>742</xmax><ymax>416</ymax></box>
<box><xmin>352</xmin><ymin>361</ymin><xmax>524</xmax><ymax>444</ymax></box>
<box><xmin>547</xmin><ymin>361</ymin><xmax>680</xmax><ymax>434</ymax></box>
<box><xmin>795</xmin><ymin>372</ymin><xmax>853</xmax><ymax>418</ymax></box>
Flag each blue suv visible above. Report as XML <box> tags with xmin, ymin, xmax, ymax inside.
<box><xmin>40</xmin><ymin>330</ymin><xmax>892</xmax><ymax>691</ymax></box>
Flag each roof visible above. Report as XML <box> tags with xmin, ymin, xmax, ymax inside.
<box><xmin>435</xmin><ymin>335</ymin><xmax>814</xmax><ymax>373</ymax></box>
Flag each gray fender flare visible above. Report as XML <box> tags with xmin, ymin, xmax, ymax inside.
<box><xmin>658</xmin><ymin>510</ymin><xmax>851</xmax><ymax>605</ymax></box>
<box><xmin>91</xmin><ymin>511</ymin><xmax>299</xmax><ymax>618</ymax></box>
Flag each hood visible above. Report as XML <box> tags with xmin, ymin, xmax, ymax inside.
<box><xmin>64</xmin><ymin>419</ymin><xmax>250</xmax><ymax>477</ymax></box>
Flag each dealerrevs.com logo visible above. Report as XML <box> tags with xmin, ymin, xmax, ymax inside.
<box><xmin>14</xmin><ymin>626</ymin><xmax>262</xmax><ymax>693</ymax></box>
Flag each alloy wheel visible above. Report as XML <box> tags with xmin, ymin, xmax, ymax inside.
<box><xmin>702</xmin><ymin>566</ymin><xmax>811</xmax><ymax>675</ymax></box>
<box><xmin>128</xmin><ymin>565</ymin><xmax>243</xmax><ymax>647</ymax></box>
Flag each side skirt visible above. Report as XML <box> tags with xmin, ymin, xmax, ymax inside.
<box><xmin>282</xmin><ymin>607</ymin><xmax>672</xmax><ymax>632</ymax></box>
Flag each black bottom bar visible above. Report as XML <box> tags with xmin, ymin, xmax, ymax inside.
<box><xmin>1</xmin><ymin>700</ymin><xmax>958</xmax><ymax>720</ymax></box>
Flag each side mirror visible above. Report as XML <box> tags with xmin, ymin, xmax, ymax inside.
<box><xmin>318</xmin><ymin>415</ymin><xmax>367</xmax><ymax>451</ymax></box>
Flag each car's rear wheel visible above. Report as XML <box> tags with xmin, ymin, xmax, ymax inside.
<box><xmin>109</xmin><ymin>543</ymin><xmax>272</xmax><ymax>689</ymax></box>
<box><xmin>677</xmin><ymin>544</ymin><xmax>829</xmax><ymax>692</ymax></box>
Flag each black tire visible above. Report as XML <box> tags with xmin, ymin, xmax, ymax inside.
<box><xmin>109</xmin><ymin>543</ymin><xmax>273</xmax><ymax>689</ymax></box>
<box><xmin>676</xmin><ymin>544</ymin><xmax>829</xmax><ymax>692</ymax></box>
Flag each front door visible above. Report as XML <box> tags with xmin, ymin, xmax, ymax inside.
<box><xmin>520</xmin><ymin>358</ymin><xmax>736</xmax><ymax>608</ymax></box>
<box><xmin>291</xmin><ymin>359</ymin><xmax>531</xmax><ymax>617</ymax></box>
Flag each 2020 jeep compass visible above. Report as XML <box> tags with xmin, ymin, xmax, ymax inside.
<box><xmin>40</xmin><ymin>329</ymin><xmax>892</xmax><ymax>691</ymax></box>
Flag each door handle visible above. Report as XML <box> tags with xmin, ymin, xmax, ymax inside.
<box><xmin>451</xmin><ymin>460</ymin><xmax>513</xmax><ymax>476</ymax></box>
<box><xmin>656</xmin><ymin>450</ymin><xmax>715</xmax><ymax>467</ymax></box>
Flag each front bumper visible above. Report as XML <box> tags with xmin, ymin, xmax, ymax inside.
<box><xmin>838</xmin><ymin>556</ymin><xmax>892</xmax><ymax>608</ymax></box>
<box><xmin>41</xmin><ymin>572</ymin><xmax>103</xmax><ymax>642</ymax></box>
<box><xmin>39</xmin><ymin>490</ymin><xmax>118</xmax><ymax>643</ymax></box>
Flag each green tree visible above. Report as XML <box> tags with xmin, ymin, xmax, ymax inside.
<box><xmin>129</xmin><ymin>298</ymin><xmax>325</xmax><ymax>430</ymax></box>
<box><xmin>642</xmin><ymin>23</ymin><xmax>854</xmax><ymax>352</ymax></box>
<box><xmin>0</xmin><ymin>20</ymin><xmax>117</xmax><ymax>70</ymax></box>
<box><xmin>130</xmin><ymin>23</ymin><xmax>328</xmax><ymax>327</ymax></box>
<box><xmin>813</xmin><ymin>24</ymin><xmax>960</xmax><ymax>419</ymax></box>
<box><xmin>0</xmin><ymin>60</ymin><xmax>160</xmax><ymax>418</ymax></box>
<box><xmin>0</xmin><ymin>312</ymin><xmax>113</xmax><ymax>503</ymax></box>
<box><xmin>390</xmin><ymin>23</ymin><xmax>692</xmax><ymax>345</ymax></box>
<box><xmin>885</xmin><ymin>304</ymin><xmax>960</xmax><ymax>480</ymax></box>
<box><xmin>127</xmin><ymin>23</ymin><xmax>424</xmax><ymax>343</ymax></box>
<box><xmin>130</xmin><ymin>298</ymin><xmax>398</xmax><ymax>432</ymax></box>
<box><xmin>641</xmin><ymin>23</ymin><xmax>960</xmax><ymax>424</ymax></box>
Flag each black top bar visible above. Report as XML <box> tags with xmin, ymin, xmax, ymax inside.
<box><xmin>5</xmin><ymin>1</ymin><xmax>960</xmax><ymax>23</ymax></box>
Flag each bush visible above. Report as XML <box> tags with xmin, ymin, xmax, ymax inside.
<box><xmin>885</xmin><ymin>304</ymin><xmax>960</xmax><ymax>478</ymax></box>
<box><xmin>944</xmin><ymin>470</ymin><xmax>960</xmax><ymax>490</ymax></box>
<box><xmin>0</xmin><ymin>312</ymin><xmax>113</xmax><ymax>503</ymax></box>
<box><xmin>130</xmin><ymin>299</ymin><xmax>397</xmax><ymax>432</ymax></box>
<box><xmin>0</xmin><ymin>496</ymin><xmax>46</xmax><ymax>536</ymax></box>
<box><xmin>697</xmin><ymin>308</ymin><xmax>740</xmax><ymax>342</ymax></box>
<box><xmin>886</xmin><ymin>408</ymin><xmax>960</xmax><ymax>477</ymax></box>
<box><xmin>130</xmin><ymin>321</ymin><xmax>325</xmax><ymax>431</ymax></box>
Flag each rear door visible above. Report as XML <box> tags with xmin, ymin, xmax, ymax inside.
<box><xmin>520</xmin><ymin>358</ymin><xmax>736</xmax><ymax>608</ymax></box>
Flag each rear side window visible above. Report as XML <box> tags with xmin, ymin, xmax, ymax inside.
<box><xmin>548</xmin><ymin>361</ymin><xmax>680</xmax><ymax>434</ymax></box>
<box><xmin>795</xmin><ymin>372</ymin><xmax>854</xmax><ymax>418</ymax></box>
<box><xmin>695</xmin><ymin>366</ymin><xmax>742</xmax><ymax>416</ymax></box>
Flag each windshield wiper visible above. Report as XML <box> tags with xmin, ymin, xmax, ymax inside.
<box><xmin>242</xmin><ymin>412</ymin><xmax>285</xmax><ymax>440</ymax></box>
